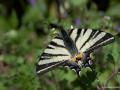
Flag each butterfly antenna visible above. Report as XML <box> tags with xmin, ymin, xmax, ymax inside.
<box><xmin>49</xmin><ymin>23</ymin><xmax>65</xmax><ymax>31</ymax></box>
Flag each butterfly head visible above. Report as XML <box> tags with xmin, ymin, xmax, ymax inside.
<box><xmin>71</xmin><ymin>52</ymin><xmax>84</xmax><ymax>62</ymax></box>
<box><xmin>71</xmin><ymin>52</ymin><xmax>94</xmax><ymax>67</ymax></box>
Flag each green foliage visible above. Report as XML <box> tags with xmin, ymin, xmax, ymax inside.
<box><xmin>0</xmin><ymin>0</ymin><xmax>120</xmax><ymax>90</ymax></box>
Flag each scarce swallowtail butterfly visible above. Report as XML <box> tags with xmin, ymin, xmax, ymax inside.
<box><xmin>36</xmin><ymin>24</ymin><xmax>115</xmax><ymax>76</ymax></box>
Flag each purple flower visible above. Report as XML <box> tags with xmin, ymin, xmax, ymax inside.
<box><xmin>115</xmin><ymin>25</ymin><xmax>120</xmax><ymax>33</ymax></box>
<box><xmin>28</xmin><ymin>0</ymin><xmax>36</xmax><ymax>7</ymax></box>
<box><xmin>74</xmin><ymin>18</ymin><xmax>81</xmax><ymax>26</ymax></box>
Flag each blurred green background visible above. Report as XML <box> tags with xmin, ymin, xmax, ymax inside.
<box><xmin>0</xmin><ymin>0</ymin><xmax>120</xmax><ymax>90</ymax></box>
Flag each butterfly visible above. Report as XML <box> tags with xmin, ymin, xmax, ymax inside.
<box><xmin>36</xmin><ymin>24</ymin><xmax>115</xmax><ymax>76</ymax></box>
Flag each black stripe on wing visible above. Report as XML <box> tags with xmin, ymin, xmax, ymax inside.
<box><xmin>42</xmin><ymin>53</ymin><xmax>69</xmax><ymax>57</ymax></box>
<box><xmin>75</xmin><ymin>29</ymin><xmax>82</xmax><ymax>43</ymax></box>
<box><xmin>50</xmin><ymin>41</ymin><xmax>65</xmax><ymax>48</ymax></box>
<box><xmin>83</xmin><ymin>29</ymin><xmax>87</xmax><ymax>35</ymax></box>
<box><xmin>69</xmin><ymin>29</ymin><xmax>74</xmax><ymax>36</ymax></box>
<box><xmin>46</xmin><ymin>46</ymin><xmax>54</xmax><ymax>49</ymax></box>
<box><xmin>37</xmin><ymin>62</ymin><xmax>58</xmax><ymax>70</ymax></box>
<box><xmin>92</xmin><ymin>30</ymin><xmax>102</xmax><ymax>38</ymax></box>
<box><xmin>40</xmin><ymin>57</ymin><xmax>51</xmax><ymax>60</ymax></box>
<box><xmin>36</xmin><ymin>60</ymin><xmax>66</xmax><ymax>75</ymax></box>
<box><xmin>80</xmin><ymin>30</ymin><xmax>97</xmax><ymax>50</ymax></box>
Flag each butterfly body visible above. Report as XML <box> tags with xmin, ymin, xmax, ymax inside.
<box><xmin>36</xmin><ymin>25</ymin><xmax>114</xmax><ymax>76</ymax></box>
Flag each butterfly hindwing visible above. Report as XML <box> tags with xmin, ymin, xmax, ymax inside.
<box><xmin>63</xmin><ymin>61</ymin><xmax>81</xmax><ymax>76</ymax></box>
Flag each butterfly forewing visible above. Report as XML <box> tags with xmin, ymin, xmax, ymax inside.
<box><xmin>69</xmin><ymin>28</ymin><xmax>114</xmax><ymax>53</ymax></box>
<box><xmin>36</xmin><ymin>36</ymin><xmax>71</xmax><ymax>75</ymax></box>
